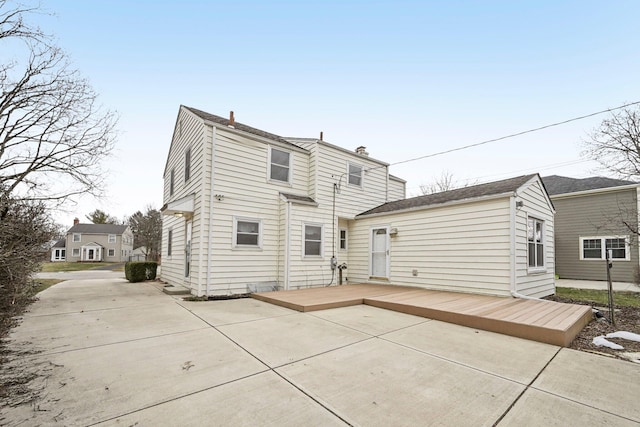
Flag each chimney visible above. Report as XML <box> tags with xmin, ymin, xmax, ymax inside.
<box><xmin>73</xmin><ymin>217</ymin><xmax>79</xmax><ymax>226</ymax></box>
<box><xmin>229</xmin><ymin>111</ymin><xmax>235</xmax><ymax>128</ymax></box>
<box><xmin>355</xmin><ymin>146</ymin><xmax>368</xmax><ymax>156</ymax></box>
<box><xmin>320</xmin><ymin>131</ymin><xmax>323</xmax><ymax>141</ymax></box>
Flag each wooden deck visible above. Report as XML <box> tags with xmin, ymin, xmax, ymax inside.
<box><xmin>252</xmin><ymin>284</ymin><xmax>593</xmax><ymax>347</ymax></box>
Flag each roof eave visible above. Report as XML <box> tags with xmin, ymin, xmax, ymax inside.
<box><xmin>550</xmin><ymin>183</ymin><xmax>640</xmax><ymax>199</ymax></box>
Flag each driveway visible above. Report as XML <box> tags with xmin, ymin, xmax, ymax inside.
<box><xmin>2</xmin><ymin>275</ymin><xmax>639</xmax><ymax>426</ymax></box>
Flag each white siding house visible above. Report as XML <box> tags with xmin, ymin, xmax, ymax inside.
<box><xmin>161</xmin><ymin>106</ymin><xmax>555</xmax><ymax>298</ymax></box>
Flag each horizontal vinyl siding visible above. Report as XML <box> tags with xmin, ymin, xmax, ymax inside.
<box><xmin>552</xmin><ymin>188</ymin><xmax>638</xmax><ymax>282</ymax></box>
<box><xmin>515</xmin><ymin>180</ymin><xmax>555</xmax><ymax>298</ymax></box>
<box><xmin>388</xmin><ymin>178</ymin><xmax>406</xmax><ymax>201</ymax></box>
<box><xmin>349</xmin><ymin>198</ymin><xmax>513</xmax><ymax>296</ymax></box>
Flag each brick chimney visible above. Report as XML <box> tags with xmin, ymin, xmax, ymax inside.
<box><xmin>355</xmin><ymin>146</ymin><xmax>368</xmax><ymax>156</ymax></box>
<box><xmin>73</xmin><ymin>217</ymin><xmax>80</xmax><ymax>225</ymax></box>
<box><xmin>229</xmin><ymin>111</ymin><xmax>235</xmax><ymax>128</ymax></box>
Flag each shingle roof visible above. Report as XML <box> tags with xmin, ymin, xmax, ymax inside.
<box><xmin>541</xmin><ymin>175</ymin><xmax>637</xmax><ymax>196</ymax></box>
<box><xmin>357</xmin><ymin>174</ymin><xmax>539</xmax><ymax>217</ymax></box>
<box><xmin>52</xmin><ymin>238</ymin><xmax>66</xmax><ymax>248</ymax></box>
<box><xmin>67</xmin><ymin>223</ymin><xmax>128</xmax><ymax>234</ymax></box>
<box><xmin>183</xmin><ymin>106</ymin><xmax>303</xmax><ymax>149</ymax></box>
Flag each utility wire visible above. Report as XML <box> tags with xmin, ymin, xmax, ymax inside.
<box><xmin>372</xmin><ymin>100</ymin><xmax>640</xmax><ymax>170</ymax></box>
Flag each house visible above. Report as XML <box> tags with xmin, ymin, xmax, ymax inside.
<box><xmin>51</xmin><ymin>218</ymin><xmax>134</xmax><ymax>262</ymax></box>
<box><xmin>161</xmin><ymin>106</ymin><xmax>556</xmax><ymax>298</ymax></box>
<box><xmin>542</xmin><ymin>175</ymin><xmax>640</xmax><ymax>282</ymax></box>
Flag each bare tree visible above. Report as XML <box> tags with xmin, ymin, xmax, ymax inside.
<box><xmin>583</xmin><ymin>105</ymin><xmax>640</xmax><ymax>179</ymax></box>
<box><xmin>419</xmin><ymin>171</ymin><xmax>477</xmax><ymax>195</ymax></box>
<box><xmin>0</xmin><ymin>1</ymin><xmax>117</xmax><ymax>205</ymax></box>
<box><xmin>127</xmin><ymin>206</ymin><xmax>161</xmax><ymax>261</ymax></box>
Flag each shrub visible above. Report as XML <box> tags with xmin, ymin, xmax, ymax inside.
<box><xmin>125</xmin><ymin>262</ymin><xmax>158</xmax><ymax>283</ymax></box>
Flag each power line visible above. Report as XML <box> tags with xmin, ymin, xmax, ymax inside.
<box><xmin>385</xmin><ymin>100</ymin><xmax>640</xmax><ymax>168</ymax></box>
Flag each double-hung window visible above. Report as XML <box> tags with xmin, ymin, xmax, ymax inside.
<box><xmin>269</xmin><ymin>147</ymin><xmax>291</xmax><ymax>183</ymax></box>
<box><xmin>108</xmin><ymin>249</ymin><xmax>115</xmax><ymax>257</ymax></box>
<box><xmin>580</xmin><ymin>236</ymin><xmax>629</xmax><ymax>260</ymax></box>
<box><xmin>527</xmin><ymin>217</ymin><xmax>544</xmax><ymax>269</ymax></box>
<box><xmin>339</xmin><ymin>229</ymin><xmax>347</xmax><ymax>250</ymax></box>
<box><xmin>73</xmin><ymin>233</ymin><xmax>81</xmax><ymax>242</ymax></box>
<box><xmin>348</xmin><ymin>162</ymin><xmax>362</xmax><ymax>187</ymax></box>
<box><xmin>234</xmin><ymin>218</ymin><xmax>262</xmax><ymax>248</ymax></box>
<box><xmin>304</xmin><ymin>223</ymin><xmax>323</xmax><ymax>257</ymax></box>
<box><xmin>108</xmin><ymin>234</ymin><xmax>116</xmax><ymax>243</ymax></box>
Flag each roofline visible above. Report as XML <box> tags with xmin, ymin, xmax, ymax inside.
<box><xmin>287</xmin><ymin>137</ymin><xmax>390</xmax><ymax>167</ymax></box>
<box><xmin>356</xmin><ymin>191</ymin><xmax>514</xmax><ymax>219</ymax></box>
<box><xmin>389</xmin><ymin>174</ymin><xmax>407</xmax><ymax>183</ymax></box>
<box><xmin>549</xmin><ymin>183</ymin><xmax>640</xmax><ymax>199</ymax></box>
<box><xmin>204</xmin><ymin>121</ymin><xmax>309</xmax><ymax>154</ymax></box>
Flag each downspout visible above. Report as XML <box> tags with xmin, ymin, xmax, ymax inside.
<box><xmin>205</xmin><ymin>126</ymin><xmax>216</xmax><ymax>298</ymax></box>
<box><xmin>510</xmin><ymin>194</ymin><xmax>538</xmax><ymax>300</ymax></box>
<box><xmin>285</xmin><ymin>200</ymin><xmax>291</xmax><ymax>290</ymax></box>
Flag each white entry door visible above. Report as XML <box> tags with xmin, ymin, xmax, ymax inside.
<box><xmin>371</xmin><ymin>227</ymin><xmax>389</xmax><ymax>278</ymax></box>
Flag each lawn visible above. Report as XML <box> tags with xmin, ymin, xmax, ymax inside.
<box><xmin>555</xmin><ymin>287</ymin><xmax>640</xmax><ymax>308</ymax></box>
<box><xmin>40</xmin><ymin>262</ymin><xmax>119</xmax><ymax>272</ymax></box>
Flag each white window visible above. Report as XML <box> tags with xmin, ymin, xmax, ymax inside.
<box><xmin>73</xmin><ymin>233</ymin><xmax>81</xmax><ymax>242</ymax></box>
<box><xmin>580</xmin><ymin>236</ymin><xmax>629</xmax><ymax>260</ymax></box>
<box><xmin>108</xmin><ymin>234</ymin><xmax>116</xmax><ymax>243</ymax></box>
<box><xmin>304</xmin><ymin>223</ymin><xmax>323</xmax><ymax>257</ymax></box>
<box><xmin>348</xmin><ymin>162</ymin><xmax>362</xmax><ymax>187</ymax></box>
<box><xmin>233</xmin><ymin>218</ymin><xmax>262</xmax><ymax>248</ymax></box>
<box><xmin>269</xmin><ymin>147</ymin><xmax>291</xmax><ymax>183</ymax></box>
<box><xmin>527</xmin><ymin>217</ymin><xmax>544</xmax><ymax>269</ymax></box>
<box><xmin>72</xmin><ymin>248</ymin><xmax>80</xmax><ymax>257</ymax></box>
<box><xmin>108</xmin><ymin>248</ymin><xmax>115</xmax><ymax>257</ymax></box>
<box><xmin>339</xmin><ymin>229</ymin><xmax>347</xmax><ymax>250</ymax></box>
<box><xmin>184</xmin><ymin>148</ymin><xmax>191</xmax><ymax>182</ymax></box>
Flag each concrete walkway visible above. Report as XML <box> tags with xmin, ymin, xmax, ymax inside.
<box><xmin>2</xmin><ymin>275</ymin><xmax>639</xmax><ymax>426</ymax></box>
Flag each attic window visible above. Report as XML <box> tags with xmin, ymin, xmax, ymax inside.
<box><xmin>269</xmin><ymin>147</ymin><xmax>291</xmax><ymax>183</ymax></box>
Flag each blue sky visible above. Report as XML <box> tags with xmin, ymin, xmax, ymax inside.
<box><xmin>26</xmin><ymin>1</ymin><xmax>640</xmax><ymax>225</ymax></box>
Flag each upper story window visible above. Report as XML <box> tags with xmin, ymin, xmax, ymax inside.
<box><xmin>269</xmin><ymin>147</ymin><xmax>291</xmax><ymax>183</ymax></box>
<box><xmin>108</xmin><ymin>234</ymin><xmax>116</xmax><ymax>243</ymax></box>
<box><xmin>348</xmin><ymin>162</ymin><xmax>363</xmax><ymax>187</ymax></box>
<box><xmin>234</xmin><ymin>217</ymin><xmax>262</xmax><ymax>248</ymax></box>
<box><xmin>184</xmin><ymin>148</ymin><xmax>191</xmax><ymax>182</ymax></box>
<box><xmin>170</xmin><ymin>168</ymin><xmax>175</xmax><ymax>196</ymax></box>
<box><xmin>304</xmin><ymin>223</ymin><xmax>323</xmax><ymax>257</ymax></box>
<box><xmin>527</xmin><ymin>217</ymin><xmax>544</xmax><ymax>269</ymax></box>
<box><xmin>73</xmin><ymin>233</ymin><xmax>81</xmax><ymax>242</ymax></box>
<box><xmin>580</xmin><ymin>236</ymin><xmax>629</xmax><ymax>260</ymax></box>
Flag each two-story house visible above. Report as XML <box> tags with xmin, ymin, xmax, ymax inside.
<box><xmin>162</xmin><ymin>106</ymin><xmax>556</xmax><ymax>298</ymax></box>
<box><xmin>542</xmin><ymin>175</ymin><xmax>640</xmax><ymax>282</ymax></box>
<box><xmin>51</xmin><ymin>218</ymin><xmax>134</xmax><ymax>262</ymax></box>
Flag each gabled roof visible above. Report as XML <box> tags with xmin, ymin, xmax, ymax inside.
<box><xmin>357</xmin><ymin>174</ymin><xmax>539</xmax><ymax>217</ymax></box>
<box><xmin>68</xmin><ymin>223</ymin><xmax>129</xmax><ymax>234</ymax></box>
<box><xmin>183</xmin><ymin>106</ymin><xmax>303</xmax><ymax>149</ymax></box>
<box><xmin>52</xmin><ymin>238</ymin><xmax>66</xmax><ymax>248</ymax></box>
<box><xmin>542</xmin><ymin>175</ymin><xmax>637</xmax><ymax>196</ymax></box>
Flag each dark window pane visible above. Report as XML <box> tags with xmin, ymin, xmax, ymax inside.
<box><xmin>237</xmin><ymin>233</ymin><xmax>259</xmax><ymax>246</ymax></box>
<box><xmin>237</xmin><ymin>221</ymin><xmax>259</xmax><ymax>234</ymax></box>
<box><xmin>528</xmin><ymin>243</ymin><xmax>535</xmax><ymax>266</ymax></box>
<box><xmin>270</xmin><ymin>164</ymin><xmax>289</xmax><ymax>182</ymax></box>
<box><xmin>305</xmin><ymin>241</ymin><xmax>321</xmax><ymax>256</ymax></box>
<box><xmin>583</xmin><ymin>249</ymin><xmax>602</xmax><ymax>259</ymax></box>
<box><xmin>348</xmin><ymin>164</ymin><xmax>362</xmax><ymax>186</ymax></box>
<box><xmin>305</xmin><ymin>226</ymin><xmax>322</xmax><ymax>240</ymax></box>
<box><xmin>271</xmin><ymin>149</ymin><xmax>290</xmax><ymax>166</ymax></box>
<box><xmin>536</xmin><ymin>245</ymin><xmax>544</xmax><ymax>266</ymax></box>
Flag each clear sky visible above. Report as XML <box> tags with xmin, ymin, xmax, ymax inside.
<box><xmin>25</xmin><ymin>0</ymin><xmax>640</xmax><ymax>226</ymax></box>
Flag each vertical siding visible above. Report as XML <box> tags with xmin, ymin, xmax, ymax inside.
<box><xmin>552</xmin><ymin>188</ymin><xmax>639</xmax><ymax>282</ymax></box>
<box><xmin>515</xmin><ymin>180</ymin><xmax>555</xmax><ymax>298</ymax></box>
<box><xmin>350</xmin><ymin>198</ymin><xmax>514</xmax><ymax>296</ymax></box>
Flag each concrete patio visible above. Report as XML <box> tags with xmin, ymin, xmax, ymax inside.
<box><xmin>1</xmin><ymin>275</ymin><xmax>639</xmax><ymax>426</ymax></box>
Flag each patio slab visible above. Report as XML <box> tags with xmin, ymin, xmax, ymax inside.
<box><xmin>177</xmin><ymin>297</ymin><xmax>296</xmax><ymax>326</ymax></box>
<box><xmin>383</xmin><ymin>319</ymin><xmax>561</xmax><ymax>384</ymax></box>
<box><xmin>277</xmin><ymin>338</ymin><xmax>525</xmax><ymax>427</ymax></box>
<box><xmin>94</xmin><ymin>371</ymin><xmax>347</xmax><ymax>426</ymax></box>
<box><xmin>217</xmin><ymin>312</ymin><xmax>371</xmax><ymax>368</ymax></box>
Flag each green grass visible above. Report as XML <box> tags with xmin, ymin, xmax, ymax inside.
<box><xmin>40</xmin><ymin>262</ymin><xmax>118</xmax><ymax>272</ymax></box>
<box><xmin>556</xmin><ymin>287</ymin><xmax>640</xmax><ymax>308</ymax></box>
<box><xmin>31</xmin><ymin>278</ymin><xmax>64</xmax><ymax>294</ymax></box>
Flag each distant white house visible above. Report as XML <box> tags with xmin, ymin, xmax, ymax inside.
<box><xmin>161</xmin><ymin>106</ymin><xmax>555</xmax><ymax>298</ymax></box>
<box><xmin>51</xmin><ymin>218</ymin><xmax>134</xmax><ymax>262</ymax></box>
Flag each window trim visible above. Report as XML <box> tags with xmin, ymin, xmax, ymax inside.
<box><xmin>527</xmin><ymin>216</ymin><xmax>545</xmax><ymax>272</ymax></box>
<box><xmin>72</xmin><ymin>233</ymin><xmax>81</xmax><ymax>243</ymax></box>
<box><xmin>579</xmin><ymin>236</ymin><xmax>630</xmax><ymax>261</ymax></box>
<box><xmin>303</xmin><ymin>222</ymin><xmax>324</xmax><ymax>258</ymax></box>
<box><xmin>347</xmin><ymin>162</ymin><xmax>363</xmax><ymax>188</ymax></box>
<box><xmin>184</xmin><ymin>147</ymin><xmax>192</xmax><ymax>182</ymax></box>
<box><xmin>339</xmin><ymin>228</ymin><xmax>348</xmax><ymax>251</ymax></box>
<box><xmin>72</xmin><ymin>248</ymin><xmax>80</xmax><ymax>257</ymax></box>
<box><xmin>108</xmin><ymin>234</ymin><xmax>116</xmax><ymax>243</ymax></box>
<box><xmin>107</xmin><ymin>248</ymin><xmax>115</xmax><ymax>257</ymax></box>
<box><xmin>268</xmin><ymin>146</ymin><xmax>292</xmax><ymax>184</ymax></box>
<box><xmin>233</xmin><ymin>217</ymin><xmax>263</xmax><ymax>249</ymax></box>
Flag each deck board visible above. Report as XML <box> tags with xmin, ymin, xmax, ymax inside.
<box><xmin>252</xmin><ymin>284</ymin><xmax>593</xmax><ymax>347</ymax></box>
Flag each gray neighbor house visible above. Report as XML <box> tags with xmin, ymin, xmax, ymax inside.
<box><xmin>542</xmin><ymin>175</ymin><xmax>640</xmax><ymax>282</ymax></box>
<box><xmin>51</xmin><ymin>218</ymin><xmax>134</xmax><ymax>262</ymax></box>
